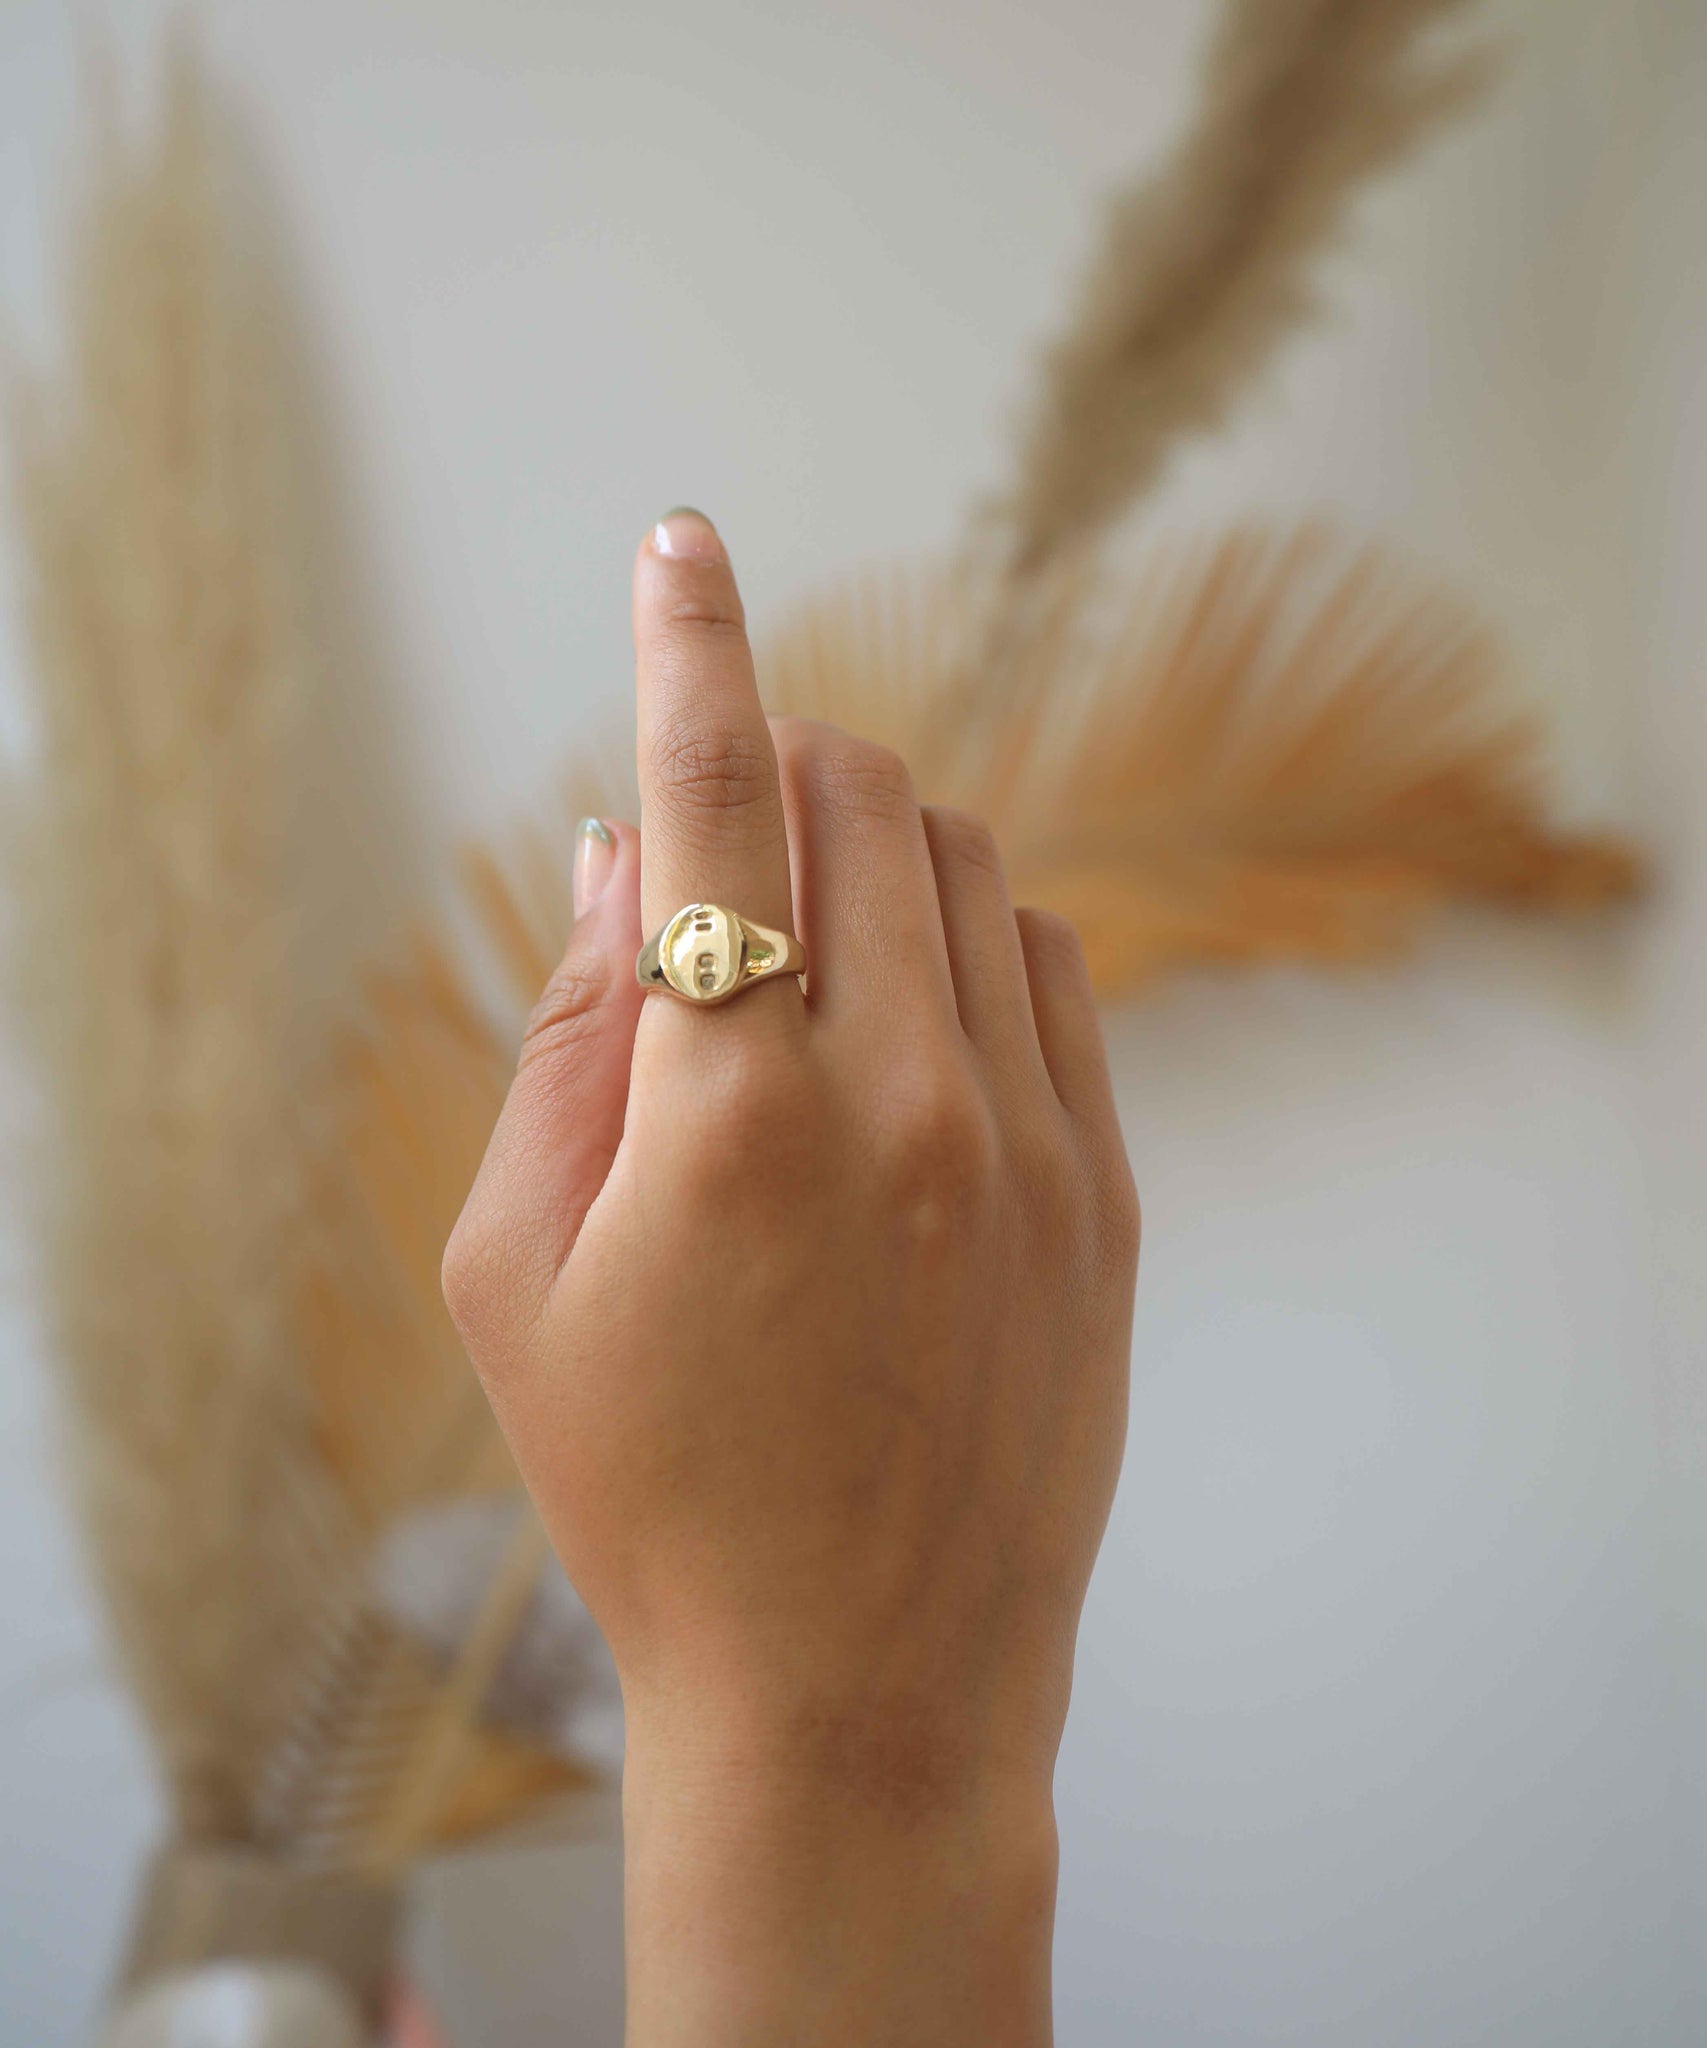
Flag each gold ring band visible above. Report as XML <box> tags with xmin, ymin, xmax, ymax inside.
<box><xmin>637</xmin><ymin>902</ymin><xmax>806</xmax><ymax>1006</ymax></box>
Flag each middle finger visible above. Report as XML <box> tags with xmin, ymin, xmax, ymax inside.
<box><xmin>771</xmin><ymin>716</ymin><xmax>958</xmax><ymax>1035</ymax></box>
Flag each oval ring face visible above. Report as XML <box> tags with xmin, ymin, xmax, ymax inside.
<box><xmin>658</xmin><ymin>903</ymin><xmax>745</xmax><ymax>1002</ymax></box>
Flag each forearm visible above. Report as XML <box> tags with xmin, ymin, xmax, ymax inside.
<box><xmin>622</xmin><ymin>1727</ymin><xmax>1059</xmax><ymax>2048</ymax></box>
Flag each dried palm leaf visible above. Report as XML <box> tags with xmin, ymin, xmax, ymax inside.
<box><xmin>765</xmin><ymin>528</ymin><xmax>1640</xmax><ymax>990</ymax></box>
<box><xmin>285</xmin><ymin>899</ymin><xmax>597</xmax><ymax>1879</ymax></box>
<box><xmin>393</xmin><ymin>531</ymin><xmax>1636</xmax><ymax>1153</ymax></box>
<box><xmin>301</xmin><ymin>939</ymin><xmax>517</xmax><ymax>1535</ymax></box>
<box><xmin>986</xmin><ymin>0</ymin><xmax>1496</xmax><ymax>590</ymax></box>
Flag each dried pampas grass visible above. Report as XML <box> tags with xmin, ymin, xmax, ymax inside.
<box><xmin>987</xmin><ymin>0</ymin><xmax>1494</xmax><ymax>588</ymax></box>
<box><xmin>3</xmin><ymin>38</ymin><xmax>591</xmax><ymax>2016</ymax></box>
<box><xmin>4</xmin><ymin>35</ymin><xmax>348</xmax><ymax>1846</ymax></box>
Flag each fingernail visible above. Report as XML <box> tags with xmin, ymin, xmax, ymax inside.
<box><xmin>650</xmin><ymin>506</ymin><xmax>725</xmax><ymax>562</ymax></box>
<box><xmin>572</xmin><ymin>817</ymin><xmax>616</xmax><ymax>919</ymax></box>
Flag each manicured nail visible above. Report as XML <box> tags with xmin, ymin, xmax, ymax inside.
<box><xmin>650</xmin><ymin>507</ymin><xmax>725</xmax><ymax>562</ymax></box>
<box><xmin>572</xmin><ymin>817</ymin><xmax>616</xmax><ymax>919</ymax></box>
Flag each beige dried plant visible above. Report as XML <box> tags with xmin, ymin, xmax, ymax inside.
<box><xmin>986</xmin><ymin>0</ymin><xmax>1496</xmax><ymax>589</ymax></box>
<box><xmin>4</xmin><ymin>37</ymin><xmax>348</xmax><ymax>1846</ymax></box>
<box><xmin>2</xmin><ymin>35</ymin><xmax>578</xmax><ymax>1935</ymax></box>
<box><xmin>766</xmin><ymin>529</ymin><xmax>1639</xmax><ymax>991</ymax></box>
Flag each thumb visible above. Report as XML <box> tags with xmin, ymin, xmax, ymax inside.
<box><xmin>443</xmin><ymin>817</ymin><xmax>644</xmax><ymax>1358</ymax></box>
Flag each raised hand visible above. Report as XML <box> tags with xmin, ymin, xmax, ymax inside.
<box><xmin>443</xmin><ymin>509</ymin><xmax>1139</xmax><ymax>2048</ymax></box>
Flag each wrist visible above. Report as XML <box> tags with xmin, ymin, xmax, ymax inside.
<box><xmin>621</xmin><ymin>1713</ymin><xmax>1059</xmax><ymax>2048</ymax></box>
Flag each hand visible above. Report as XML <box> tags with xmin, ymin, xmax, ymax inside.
<box><xmin>443</xmin><ymin>509</ymin><xmax>1139</xmax><ymax>2046</ymax></box>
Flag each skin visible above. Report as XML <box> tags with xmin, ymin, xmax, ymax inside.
<box><xmin>443</xmin><ymin>509</ymin><xmax>1140</xmax><ymax>2047</ymax></box>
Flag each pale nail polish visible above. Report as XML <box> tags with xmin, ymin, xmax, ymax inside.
<box><xmin>572</xmin><ymin>817</ymin><xmax>616</xmax><ymax>920</ymax></box>
<box><xmin>650</xmin><ymin>506</ymin><xmax>725</xmax><ymax>561</ymax></box>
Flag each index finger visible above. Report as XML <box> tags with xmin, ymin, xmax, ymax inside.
<box><xmin>633</xmin><ymin>510</ymin><xmax>796</xmax><ymax>952</ymax></box>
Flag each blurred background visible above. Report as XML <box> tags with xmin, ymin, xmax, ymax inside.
<box><xmin>0</xmin><ymin>0</ymin><xmax>1701</xmax><ymax>2043</ymax></box>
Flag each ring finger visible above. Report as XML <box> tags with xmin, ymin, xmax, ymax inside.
<box><xmin>921</xmin><ymin>805</ymin><xmax>1049</xmax><ymax>1086</ymax></box>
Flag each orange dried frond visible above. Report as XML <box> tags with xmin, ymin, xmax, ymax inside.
<box><xmin>305</xmin><ymin>934</ymin><xmax>516</xmax><ymax>1530</ymax></box>
<box><xmin>294</xmin><ymin>811</ymin><xmax>599</xmax><ymax>1866</ymax></box>
<box><xmin>427</xmin><ymin>1725</ymin><xmax>592</xmax><ymax>1848</ymax></box>
<box><xmin>762</xmin><ymin>527</ymin><xmax>1641</xmax><ymax>994</ymax></box>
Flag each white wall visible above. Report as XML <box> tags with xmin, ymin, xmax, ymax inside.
<box><xmin>0</xmin><ymin>1</ymin><xmax>1698</xmax><ymax>2042</ymax></box>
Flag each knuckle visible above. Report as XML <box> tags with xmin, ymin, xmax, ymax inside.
<box><xmin>440</xmin><ymin>1203</ymin><xmax>516</xmax><ymax>1356</ymax></box>
<box><xmin>766</xmin><ymin>712</ymin><xmax>820</xmax><ymax>755</ymax></box>
<box><xmin>1018</xmin><ymin>905</ymin><xmax>1087</xmax><ymax>969</ymax></box>
<box><xmin>439</xmin><ymin>1217</ymin><xmax>479</xmax><ymax>1330</ymax></box>
<box><xmin>802</xmin><ymin>732</ymin><xmax>916</xmax><ymax>825</ymax></box>
<box><xmin>652</xmin><ymin>563</ymin><xmax>747</xmax><ymax>637</ymax></box>
<box><xmin>657</xmin><ymin>604</ymin><xmax>750</xmax><ymax>644</ymax></box>
<box><xmin>1010</xmin><ymin>1111</ymin><xmax>1077</xmax><ymax>1214</ymax></box>
<box><xmin>667</xmin><ymin>1050</ymin><xmax>821</xmax><ymax>1201</ymax></box>
<box><xmin>661</xmin><ymin>1002</ymin><xmax>812</xmax><ymax>1115</ymax></box>
<box><xmin>880</xmin><ymin>1062</ymin><xmax>997</xmax><ymax>1211</ymax></box>
<box><xmin>1012</xmin><ymin>1109</ymin><xmax>1138</xmax><ymax>1280</ymax></box>
<box><xmin>1092</xmin><ymin>1147</ymin><xmax>1143</xmax><ymax>1273</ymax></box>
<box><xmin>929</xmin><ymin>806</ymin><xmax>1005</xmax><ymax>883</ymax></box>
<box><xmin>648</xmin><ymin>717</ymin><xmax>779</xmax><ymax>824</ymax></box>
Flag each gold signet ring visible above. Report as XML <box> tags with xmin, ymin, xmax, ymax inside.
<box><xmin>637</xmin><ymin>903</ymin><xmax>806</xmax><ymax>1006</ymax></box>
